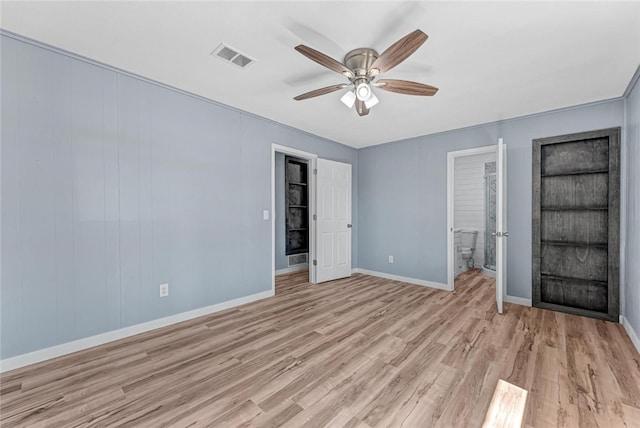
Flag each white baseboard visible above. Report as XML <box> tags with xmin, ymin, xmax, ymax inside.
<box><xmin>621</xmin><ymin>316</ymin><xmax>640</xmax><ymax>354</ymax></box>
<box><xmin>353</xmin><ymin>269</ymin><xmax>531</xmax><ymax>307</ymax></box>
<box><xmin>504</xmin><ymin>295</ymin><xmax>532</xmax><ymax>307</ymax></box>
<box><xmin>275</xmin><ymin>265</ymin><xmax>309</xmax><ymax>275</ymax></box>
<box><xmin>352</xmin><ymin>268</ymin><xmax>451</xmax><ymax>291</ymax></box>
<box><xmin>0</xmin><ymin>290</ymin><xmax>274</xmax><ymax>373</ymax></box>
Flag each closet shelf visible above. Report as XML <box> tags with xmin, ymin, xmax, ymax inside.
<box><xmin>288</xmin><ymin>248</ymin><xmax>308</xmax><ymax>255</ymax></box>
<box><xmin>541</xmin><ymin>240</ymin><xmax>607</xmax><ymax>248</ymax></box>
<box><xmin>540</xmin><ymin>169</ymin><xmax>608</xmax><ymax>178</ymax></box>
<box><xmin>285</xmin><ymin>156</ymin><xmax>310</xmax><ymax>256</ymax></box>
<box><xmin>540</xmin><ymin>273</ymin><xmax>608</xmax><ymax>287</ymax></box>
<box><xmin>540</xmin><ymin>207</ymin><xmax>608</xmax><ymax>211</ymax></box>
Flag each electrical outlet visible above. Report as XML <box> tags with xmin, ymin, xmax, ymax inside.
<box><xmin>388</xmin><ymin>255</ymin><xmax>394</xmax><ymax>264</ymax></box>
<box><xmin>159</xmin><ymin>283</ymin><xmax>169</xmax><ymax>297</ymax></box>
<box><xmin>263</xmin><ymin>210</ymin><xmax>269</xmax><ymax>220</ymax></box>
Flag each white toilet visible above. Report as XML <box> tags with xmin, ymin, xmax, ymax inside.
<box><xmin>460</xmin><ymin>229</ymin><xmax>479</xmax><ymax>269</ymax></box>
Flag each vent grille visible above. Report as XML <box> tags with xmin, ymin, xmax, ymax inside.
<box><xmin>211</xmin><ymin>43</ymin><xmax>255</xmax><ymax>69</ymax></box>
<box><xmin>288</xmin><ymin>253</ymin><xmax>308</xmax><ymax>266</ymax></box>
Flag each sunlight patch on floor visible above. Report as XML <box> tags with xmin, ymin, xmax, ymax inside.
<box><xmin>482</xmin><ymin>379</ymin><xmax>528</xmax><ymax>428</ymax></box>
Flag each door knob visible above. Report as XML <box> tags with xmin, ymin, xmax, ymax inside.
<box><xmin>347</xmin><ymin>224</ymin><xmax>352</xmax><ymax>228</ymax></box>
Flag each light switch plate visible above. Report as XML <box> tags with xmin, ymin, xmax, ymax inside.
<box><xmin>159</xmin><ymin>283</ymin><xmax>169</xmax><ymax>297</ymax></box>
<box><xmin>263</xmin><ymin>210</ymin><xmax>269</xmax><ymax>220</ymax></box>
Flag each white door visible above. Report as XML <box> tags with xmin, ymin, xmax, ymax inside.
<box><xmin>316</xmin><ymin>159</ymin><xmax>352</xmax><ymax>283</ymax></box>
<box><xmin>496</xmin><ymin>138</ymin><xmax>508</xmax><ymax>314</ymax></box>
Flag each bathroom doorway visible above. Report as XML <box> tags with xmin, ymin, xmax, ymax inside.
<box><xmin>446</xmin><ymin>145</ymin><xmax>497</xmax><ymax>291</ymax></box>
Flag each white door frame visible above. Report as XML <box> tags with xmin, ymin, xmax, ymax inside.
<box><xmin>446</xmin><ymin>144</ymin><xmax>498</xmax><ymax>291</ymax></box>
<box><xmin>271</xmin><ymin>144</ymin><xmax>318</xmax><ymax>294</ymax></box>
<box><xmin>496</xmin><ymin>137</ymin><xmax>507</xmax><ymax>314</ymax></box>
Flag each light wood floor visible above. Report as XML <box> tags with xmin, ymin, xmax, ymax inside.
<box><xmin>1</xmin><ymin>270</ymin><xmax>639</xmax><ymax>427</ymax></box>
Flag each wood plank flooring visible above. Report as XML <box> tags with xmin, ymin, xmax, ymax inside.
<box><xmin>1</xmin><ymin>269</ymin><xmax>639</xmax><ymax>427</ymax></box>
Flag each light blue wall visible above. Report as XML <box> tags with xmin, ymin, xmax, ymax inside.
<box><xmin>358</xmin><ymin>99</ymin><xmax>625</xmax><ymax>300</ymax></box>
<box><xmin>624</xmin><ymin>70</ymin><xmax>640</xmax><ymax>337</ymax></box>
<box><xmin>0</xmin><ymin>35</ymin><xmax>357</xmax><ymax>360</ymax></box>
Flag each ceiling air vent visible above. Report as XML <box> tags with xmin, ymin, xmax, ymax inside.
<box><xmin>211</xmin><ymin>43</ymin><xmax>255</xmax><ymax>69</ymax></box>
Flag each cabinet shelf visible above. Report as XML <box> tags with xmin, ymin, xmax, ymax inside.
<box><xmin>540</xmin><ymin>273</ymin><xmax>608</xmax><ymax>287</ymax></box>
<box><xmin>540</xmin><ymin>207</ymin><xmax>607</xmax><ymax>211</ymax></box>
<box><xmin>533</xmin><ymin>128</ymin><xmax>620</xmax><ymax>321</ymax></box>
<box><xmin>540</xmin><ymin>168</ymin><xmax>608</xmax><ymax>178</ymax></box>
<box><xmin>288</xmin><ymin>205</ymin><xmax>307</xmax><ymax>208</ymax></box>
<box><xmin>288</xmin><ymin>228</ymin><xmax>308</xmax><ymax>231</ymax></box>
<box><xmin>289</xmin><ymin>182</ymin><xmax>307</xmax><ymax>186</ymax></box>
<box><xmin>541</xmin><ymin>240</ymin><xmax>607</xmax><ymax>248</ymax></box>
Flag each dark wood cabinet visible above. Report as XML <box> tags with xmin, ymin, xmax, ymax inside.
<box><xmin>285</xmin><ymin>156</ymin><xmax>309</xmax><ymax>256</ymax></box>
<box><xmin>532</xmin><ymin>128</ymin><xmax>620</xmax><ymax>321</ymax></box>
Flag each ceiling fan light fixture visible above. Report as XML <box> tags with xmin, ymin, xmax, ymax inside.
<box><xmin>340</xmin><ymin>90</ymin><xmax>356</xmax><ymax>108</ymax></box>
<box><xmin>355</xmin><ymin>82</ymin><xmax>372</xmax><ymax>101</ymax></box>
<box><xmin>292</xmin><ymin>29</ymin><xmax>435</xmax><ymax>117</ymax></box>
<box><xmin>364</xmin><ymin>92</ymin><xmax>379</xmax><ymax>109</ymax></box>
<box><xmin>342</xmin><ymin>70</ymin><xmax>355</xmax><ymax>79</ymax></box>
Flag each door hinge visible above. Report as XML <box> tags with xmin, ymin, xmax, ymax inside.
<box><xmin>313</xmin><ymin>214</ymin><xmax>317</xmax><ymax>221</ymax></box>
<box><xmin>313</xmin><ymin>260</ymin><xmax>317</xmax><ymax>266</ymax></box>
<box><xmin>313</xmin><ymin>169</ymin><xmax>317</xmax><ymax>175</ymax></box>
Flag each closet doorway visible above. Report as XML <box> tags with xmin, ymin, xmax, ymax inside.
<box><xmin>271</xmin><ymin>144</ymin><xmax>354</xmax><ymax>295</ymax></box>
<box><xmin>271</xmin><ymin>145</ymin><xmax>317</xmax><ymax>294</ymax></box>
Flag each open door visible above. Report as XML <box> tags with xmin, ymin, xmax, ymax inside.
<box><xmin>316</xmin><ymin>159</ymin><xmax>352</xmax><ymax>283</ymax></box>
<box><xmin>496</xmin><ymin>138</ymin><xmax>508</xmax><ymax>313</ymax></box>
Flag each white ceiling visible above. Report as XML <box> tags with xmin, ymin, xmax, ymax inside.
<box><xmin>2</xmin><ymin>1</ymin><xmax>639</xmax><ymax>148</ymax></box>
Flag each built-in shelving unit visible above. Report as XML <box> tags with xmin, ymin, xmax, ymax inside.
<box><xmin>285</xmin><ymin>156</ymin><xmax>309</xmax><ymax>256</ymax></box>
<box><xmin>532</xmin><ymin>128</ymin><xmax>620</xmax><ymax>321</ymax></box>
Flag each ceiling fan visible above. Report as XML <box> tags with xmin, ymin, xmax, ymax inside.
<box><xmin>293</xmin><ymin>29</ymin><xmax>438</xmax><ymax>116</ymax></box>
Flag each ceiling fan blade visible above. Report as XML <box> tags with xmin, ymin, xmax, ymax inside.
<box><xmin>375</xmin><ymin>79</ymin><xmax>438</xmax><ymax>96</ymax></box>
<box><xmin>368</xmin><ymin>30</ymin><xmax>428</xmax><ymax>77</ymax></box>
<box><xmin>284</xmin><ymin>70</ymin><xmax>332</xmax><ymax>88</ymax></box>
<box><xmin>285</xmin><ymin>19</ymin><xmax>344</xmax><ymax>56</ymax></box>
<box><xmin>295</xmin><ymin>45</ymin><xmax>354</xmax><ymax>79</ymax></box>
<box><xmin>293</xmin><ymin>84</ymin><xmax>348</xmax><ymax>101</ymax></box>
<box><xmin>355</xmin><ymin>99</ymin><xmax>370</xmax><ymax>116</ymax></box>
<box><xmin>369</xmin><ymin>3</ymin><xmax>425</xmax><ymax>48</ymax></box>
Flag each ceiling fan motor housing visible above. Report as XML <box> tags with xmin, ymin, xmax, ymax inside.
<box><xmin>344</xmin><ymin>48</ymin><xmax>379</xmax><ymax>80</ymax></box>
